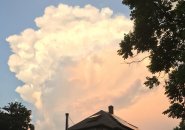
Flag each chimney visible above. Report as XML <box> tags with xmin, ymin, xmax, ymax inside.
<box><xmin>108</xmin><ymin>105</ymin><xmax>114</xmax><ymax>114</ymax></box>
<box><xmin>65</xmin><ymin>113</ymin><xmax>69</xmax><ymax>130</ymax></box>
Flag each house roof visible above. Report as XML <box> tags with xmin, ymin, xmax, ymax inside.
<box><xmin>68</xmin><ymin>110</ymin><xmax>138</xmax><ymax>130</ymax></box>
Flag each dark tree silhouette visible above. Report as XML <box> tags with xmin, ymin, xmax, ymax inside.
<box><xmin>0</xmin><ymin>102</ymin><xmax>34</xmax><ymax>130</ymax></box>
<box><xmin>118</xmin><ymin>0</ymin><xmax>185</xmax><ymax>127</ymax></box>
<box><xmin>174</xmin><ymin>120</ymin><xmax>185</xmax><ymax>130</ymax></box>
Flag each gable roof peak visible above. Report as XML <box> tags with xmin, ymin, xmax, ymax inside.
<box><xmin>68</xmin><ymin>107</ymin><xmax>138</xmax><ymax>130</ymax></box>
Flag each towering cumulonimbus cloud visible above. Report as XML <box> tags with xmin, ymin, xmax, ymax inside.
<box><xmin>7</xmin><ymin>4</ymin><xmax>154</xmax><ymax>130</ymax></box>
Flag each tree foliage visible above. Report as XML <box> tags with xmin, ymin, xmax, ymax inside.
<box><xmin>0</xmin><ymin>102</ymin><xmax>34</xmax><ymax>130</ymax></box>
<box><xmin>118</xmin><ymin>0</ymin><xmax>185</xmax><ymax>121</ymax></box>
<box><xmin>174</xmin><ymin>120</ymin><xmax>185</xmax><ymax>130</ymax></box>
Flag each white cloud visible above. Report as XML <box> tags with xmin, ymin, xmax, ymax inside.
<box><xmin>6</xmin><ymin>4</ymin><xmax>178</xmax><ymax>130</ymax></box>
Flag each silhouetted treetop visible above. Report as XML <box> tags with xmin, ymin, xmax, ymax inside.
<box><xmin>0</xmin><ymin>102</ymin><xmax>34</xmax><ymax>130</ymax></box>
<box><xmin>118</xmin><ymin>0</ymin><xmax>185</xmax><ymax>123</ymax></box>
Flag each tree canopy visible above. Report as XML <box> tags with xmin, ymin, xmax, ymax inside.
<box><xmin>0</xmin><ymin>102</ymin><xmax>34</xmax><ymax>130</ymax></box>
<box><xmin>118</xmin><ymin>0</ymin><xmax>185</xmax><ymax>122</ymax></box>
<box><xmin>174</xmin><ymin>120</ymin><xmax>185</xmax><ymax>130</ymax></box>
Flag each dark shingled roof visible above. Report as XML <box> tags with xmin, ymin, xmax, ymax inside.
<box><xmin>68</xmin><ymin>110</ymin><xmax>138</xmax><ymax>130</ymax></box>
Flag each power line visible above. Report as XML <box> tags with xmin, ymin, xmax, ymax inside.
<box><xmin>69</xmin><ymin>116</ymin><xmax>75</xmax><ymax>125</ymax></box>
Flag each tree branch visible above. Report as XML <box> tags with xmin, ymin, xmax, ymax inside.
<box><xmin>122</xmin><ymin>55</ymin><xmax>150</xmax><ymax>65</ymax></box>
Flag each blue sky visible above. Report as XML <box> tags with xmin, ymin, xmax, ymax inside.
<box><xmin>0</xmin><ymin>1</ymin><xmax>179</xmax><ymax>130</ymax></box>
<box><xmin>0</xmin><ymin>0</ymin><xmax>129</xmax><ymax>106</ymax></box>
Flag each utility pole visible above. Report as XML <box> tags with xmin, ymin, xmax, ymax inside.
<box><xmin>65</xmin><ymin>113</ymin><xmax>69</xmax><ymax>130</ymax></box>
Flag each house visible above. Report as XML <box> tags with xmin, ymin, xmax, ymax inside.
<box><xmin>68</xmin><ymin>106</ymin><xmax>138</xmax><ymax>130</ymax></box>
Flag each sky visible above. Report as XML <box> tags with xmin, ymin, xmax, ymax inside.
<box><xmin>0</xmin><ymin>1</ymin><xmax>179</xmax><ymax>130</ymax></box>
